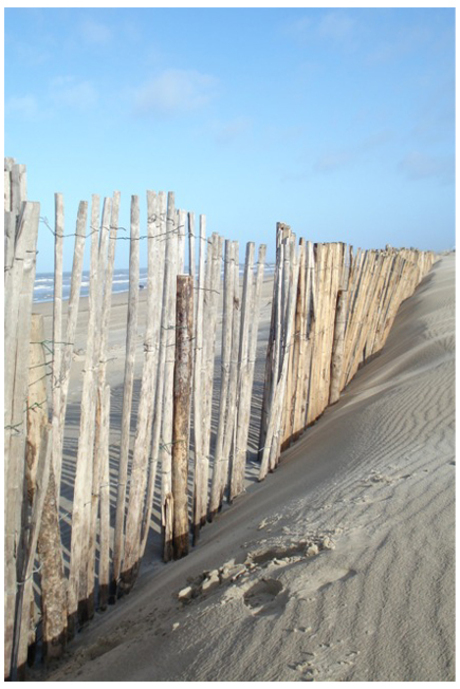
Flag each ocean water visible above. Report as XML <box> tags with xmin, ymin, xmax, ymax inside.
<box><xmin>33</xmin><ymin>268</ymin><xmax>148</xmax><ymax>303</ymax></box>
<box><xmin>33</xmin><ymin>264</ymin><xmax>275</xmax><ymax>303</ymax></box>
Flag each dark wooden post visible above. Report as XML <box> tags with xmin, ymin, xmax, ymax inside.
<box><xmin>171</xmin><ymin>275</ymin><xmax>194</xmax><ymax>559</ymax></box>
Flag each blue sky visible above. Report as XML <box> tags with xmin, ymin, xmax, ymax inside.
<box><xmin>4</xmin><ymin>7</ymin><xmax>456</xmax><ymax>272</ymax></box>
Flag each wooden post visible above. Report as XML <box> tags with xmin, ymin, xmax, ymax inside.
<box><xmin>37</xmin><ymin>463</ymin><xmax>68</xmax><ymax>664</ymax></box>
<box><xmin>54</xmin><ymin>201</ymin><xmax>88</xmax><ymax>495</ymax></box>
<box><xmin>140</xmin><ymin>191</ymin><xmax>167</xmax><ymax>557</ymax></box>
<box><xmin>320</xmin><ymin>243</ymin><xmax>342</xmax><ymax>411</ymax></box>
<box><xmin>160</xmin><ymin>192</ymin><xmax>179</xmax><ymax>562</ymax></box>
<box><xmin>306</xmin><ymin>243</ymin><xmax>325</xmax><ymax>424</ymax></box>
<box><xmin>198</xmin><ymin>234</ymin><xmax>223</xmax><ymax>528</ymax></box>
<box><xmin>209</xmin><ymin>240</ymin><xmax>235</xmax><ymax>521</ymax></box>
<box><xmin>31</xmin><ymin>309</ymin><xmax>68</xmax><ymax>662</ymax></box>
<box><xmin>192</xmin><ymin>215</ymin><xmax>206</xmax><ymax>542</ymax></box>
<box><xmin>284</xmin><ymin>238</ymin><xmax>306</xmax><ymax>446</ymax></box>
<box><xmin>263</xmin><ymin>239</ymin><xmax>285</xmax><ymax>456</ymax></box>
<box><xmin>12</xmin><ymin>425</ymin><xmax>51</xmax><ymax>681</ymax></box>
<box><xmin>37</xmin><ymin>258</ymin><xmax>68</xmax><ymax>665</ymax></box>
<box><xmin>219</xmin><ymin>241</ymin><xmax>241</xmax><ymax>508</ymax></box>
<box><xmin>228</xmin><ymin>242</ymin><xmax>254</xmax><ymax>501</ymax></box>
<box><xmin>17</xmin><ymin>315</ymin><xmax>49</xmax><ymax>672</ymax></box>
<box><xmin>4</xmin><ymin>158</ymin><xmax>12</xmax><ymax>211</ymax></box>
<box><xmin>171</xmin><ymin>275</ymin><xmax>193</xmax><ymax>558</ymax></box>
<box><xmin>293</xmin><ymin>239</ymin><xmax>311</xmax><ymax>438</ymax></box>
<box><xmin>301</xmin><ymin>241</ymin><xmax>316</xmax><ymax>429</ymax></box>
<box><xmin>188</xmin><ymin>212</ymin><xmax>195</xmax><ymax>281</ymax></box>
<box><xmin>271</xmin><ymin>236</ymin><xmax>297</xmax><ymax>469</ymax></box>
<box><xmin>363</xmin><ymin>250</ymin><xmax>393</xmax><ymax>359</ymax></box>
<box><xmin>177</xmin><ymin>209</ymin><xmax>186</xmax><ymax>274</ymax></box>
<box><xmin>229</xmin><ymin>243</ymin><xmax>266</xmax><ymax>502</ymax></box>
<box><xmin>259</xmin><ymin>238</ymin><xmax>299</xmax><ymax>480</ymax></box>
<box><xmin>4</xmin><ymin>201</ymin><xmax>40</xmax><ymax>680</ymax></box>
<box><xmin>112</xmin><ymin>196</ymin><xmax>140</xmax><ymax>595</ymax></box>
<box><xmin>341</xmin><ymin>249</ymin><xmax>370</xmax><ymax>387</ymax></box>
<box><xmin>345</xmin><ymin>251</ymin><xmax>383</xmax><ymax>384</ymax></box>
<box><xmin>4</xmin><ymin>211</ymin><xmax>16</xmax><ymax>291</ymax></box>
<box><xmin>97</xmin><ymin>384</ymin><xmax>111</xmax><ymax>612</ymax></box>
<box><xmin>11</xmin><ymin>163</ymin><xmax>27</xmax><ymax>216</ymax></box>
<box><xmin>317</xmin><ymin>243</ymin><xmax>334</xmax><ymax>416</ymax></box>
<box><xmin>329</xmin><ymin>245</ymin><xmax>350</xmax><ymax>405</ymax></box>
<box><xmin>51</xmin><ymin>193</ymin><xmax>64</xmax><ymax>502</ymax></box>
<box><xmin>258</xmin><ymin>224</ymin><xmax>284</xmax><ymax>459</ymax></box>
<box><xmin>121</xmin><ymin>191</ymin><xmax>165</xmax><ymax>591</ymax></box>
<box><xmin>68</xmin><ymin>195</ymin><xmax>101</xmax><ymax>631</ymax></box>
<box><xmin>25</xmin><ymin>316</ymin><xmax>49</xmax><ymax>502</ymax></box>
<box><xmin>85</xmin><ymin>197</ymin><xmax>112</xmax><ymax>619</ymax></box>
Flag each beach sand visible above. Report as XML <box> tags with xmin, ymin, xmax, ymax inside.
<box><xmin>38</xmin><ymin>254</ymin><xmax>454</xmax><ymax>682</ymax></box>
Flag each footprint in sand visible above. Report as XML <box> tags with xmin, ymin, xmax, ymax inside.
<box><xmin>243</xmin><ymin>578</ymin><xmax>287</xmax><ymax>616</ymax></box>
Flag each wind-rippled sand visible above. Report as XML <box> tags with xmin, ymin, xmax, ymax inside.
<box><xmin>43</xmin><ymin>254</ymin><xmax>455</xmax><ymax>682</ymax></box>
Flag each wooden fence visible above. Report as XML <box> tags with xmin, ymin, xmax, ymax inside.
<box><xmin>3</xmin><ymin>159</ymin><xmax>435</xmax><ymax>679</ymax></box>
<box><xmin>258</xmin><ymin>225</ymin><xmax>435</xmax><ymax>478</ymax></box>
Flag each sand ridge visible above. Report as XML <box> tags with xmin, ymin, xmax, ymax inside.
<box><xmin>40</xmin><ymin>255</ymin><xmax>454</xmax><ymax>682</ymax></box>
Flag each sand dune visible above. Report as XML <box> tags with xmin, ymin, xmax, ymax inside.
<box><xmin>42</xmin><ymin>254</ymin><xmax>455</xmax><ymax>682</ymax></box>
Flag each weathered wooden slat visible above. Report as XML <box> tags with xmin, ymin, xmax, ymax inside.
<box><xmin>258</xmin><ymin>226</ymin><xmax>283</xmax><ymax>459</ymax></box>
<box><xmin>121</xmin><ymin>191</ymin><xmax>166</xmax><ymax>587</ymax></box>
<box><xmin>68</xmin><ymin>195</ymin><xmax>101</xmax><ymax>632</ymax></box>
<box><xmin>98</xmin><ymin>384</ymin><xmax>111</xmax><ymax>612</ymax></box>
<box><xmin>229</xmin><ymin>243</ymin><xmax>267</xmax><ymax>502</ymax></box>
<box><xmin>37</xmin><ymin>462</ymin><xmax>68</xmax><ymax>664</ymax></box>
<box><xmin>51</xmin><ymin>193</ymin><xmax>64</xmax><ymax>500</ymax></box>
<box><xmin>4</xmin><ymin>201</ymin><xmax>40</xmax><ymax>681</ymax></box>
<box><xmin>259</xmin><ymin>238</ymin><xmax>299</xmax><ymax>479</ymax></box>
<box><xmin>171</xmin><ymin>275</ymin><xmax>193</xmax><ymax>559</ymax></box>
<box><xmin>160</xmin><ymin>192</ymin><xmax>179</xmax><ymax>562</ymax></box>
<box><xmin>329</xmin><ymin>247</ymin><xmax>350</xmax><ymax>406</ymax></box>
<box><xmin>198</xmin><ymin>234</ymin><xmax>222</xmax><ymax>528</ymax></box>
<box><xmin>301</xmin><ymin>240</ymin><xmax>316</xmax><ymax>428</ymax></box>
<box><xmin>16</xmin><ymin>315</ymin><xmax>48</xmax><ymax>674</ymax></box>
<box><xmin>270</xmin><ymin>236</ymin><xmax>297</xmax><ymax>469</ymax></box>
<box><xmin>32</xmin><ymin>314</ymin><xmax>67</xmax><ymax>667</ymax></box>
<box><xmin>219</xmin><ymin>240</ymin><xmax>241</xmax><ymax>508</ymax></box>
<box><xmin>192</xmin><ymin>215</ymin><xmax>206</xmax><ymax>542</ymax></box>
<box><xmin>11</xmin><ymin>163</ymin><xmax>27</xmax><ymax>217</ymax></box>
<box><xmin>188</xmin><ymin>211</ymin><xmax>195</xmax><ymax>281</ymax></box>
<box><xmin>177</xmin><ymin>208</ymin><xmax>186</xmax><ymax>274</ymax></box>
<box><xmin>140</xmin><ymin>190</ymin><xmax>167</xmax><ymax>556</ymax></box>
<box><xmin>209</xmin><ymin>240</ymin><xmax>235</xmax><ymax>521</ymax></box>
<box><xmin>55</xmin><ymin>201</ymin><xmax>88</xmax><ymax>494</ymax></box>
<box><xmin>12</xmin><ymin>424</ymin><xmax>51</xmax><ymax>681</ymax></box>
<box><xmin>86</xmin><ymin>196</ymin><xmax>112</xmax><ymax>618</ymax></box>
<box><xmin>112</xmin><ymin>195</ymin><xmax>140</xmax><ymax>594</ymax></box>
<box><xmin>285</xmin><ymin>238</ymin><xmax>306</xmax><ymax>445</ymax></box>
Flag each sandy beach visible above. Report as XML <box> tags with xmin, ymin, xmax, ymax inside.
<box><xmin>36</xmin><ymin>253</ymin><xmax>454</xmax><ymax>682</ymax></box>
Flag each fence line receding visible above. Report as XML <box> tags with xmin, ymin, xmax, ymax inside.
<box><xmin>4</xmin><ymin>158</ymin><xmax>435</xmax><ymax>680</ymax></box>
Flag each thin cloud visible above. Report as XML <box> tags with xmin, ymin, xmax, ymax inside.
<box><xmin>398</xmin><ymin>151</ymin><xmax>454</xmax><ymax>185</ymax></box>
<box><xmin>9</xmin><ymin>38</ymin><xmax>50</xmax><ymax>66</ymax></box>
<box><xmin>315</xmin><ymin>150</ymin><xmax>353</xmax><ymax>174</ymax></box>
<box><xmin>79</xmin><ymin>18</ymin><xmax>113</xmax><ymax>45</ymax></box>
<box><xmin>366</xmin><ymin>25</ymin><xmax>431</xmax><ymax>65</ymax></box>
<box><xmin>283</xmin><ymin>10</ymin><xmax>358</xmax><ymax>48</ymax></box>
<box><xmin>133</xmin><ymin>69</ymin><xmax>219</xmax><ymax>117</ymax></box>
<box><xmin>5</xmin><ymin>95</ymin><xmax>40</xmax><ymax>119</ymax></box>
<box><xmin>213</xmin><ymin>117</ymin><xmax>252</xmax><ymax>145</ymax></box>
<box><xmin>314</xmin><ymin>129</ymin><xmax>393</xmax><ymax>174</ymax></box>
<box><xmin>411</xmin><ymin>78</ymin><xmax>455</xmax><ymax>145</ymax></box>
<box><xmin>317</xmin><ymin>11</ymin><xmax>357</xmax><ymax>42</ymax></box>
<box><xmin>49</xmin><ymin>76</ymin><xmax>98</xmax><ymax>110</ymax></box>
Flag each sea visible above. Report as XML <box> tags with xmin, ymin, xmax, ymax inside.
<box><xmin>33</xmin><ymin>264</ymin><xmax>275</xmax><ymax>303</ymax></box>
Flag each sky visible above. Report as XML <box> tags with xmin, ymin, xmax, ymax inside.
<box><xmin>4</xmin><ymin>6</ymin><xmax>456</xmax><ymax>272</ymax></box>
